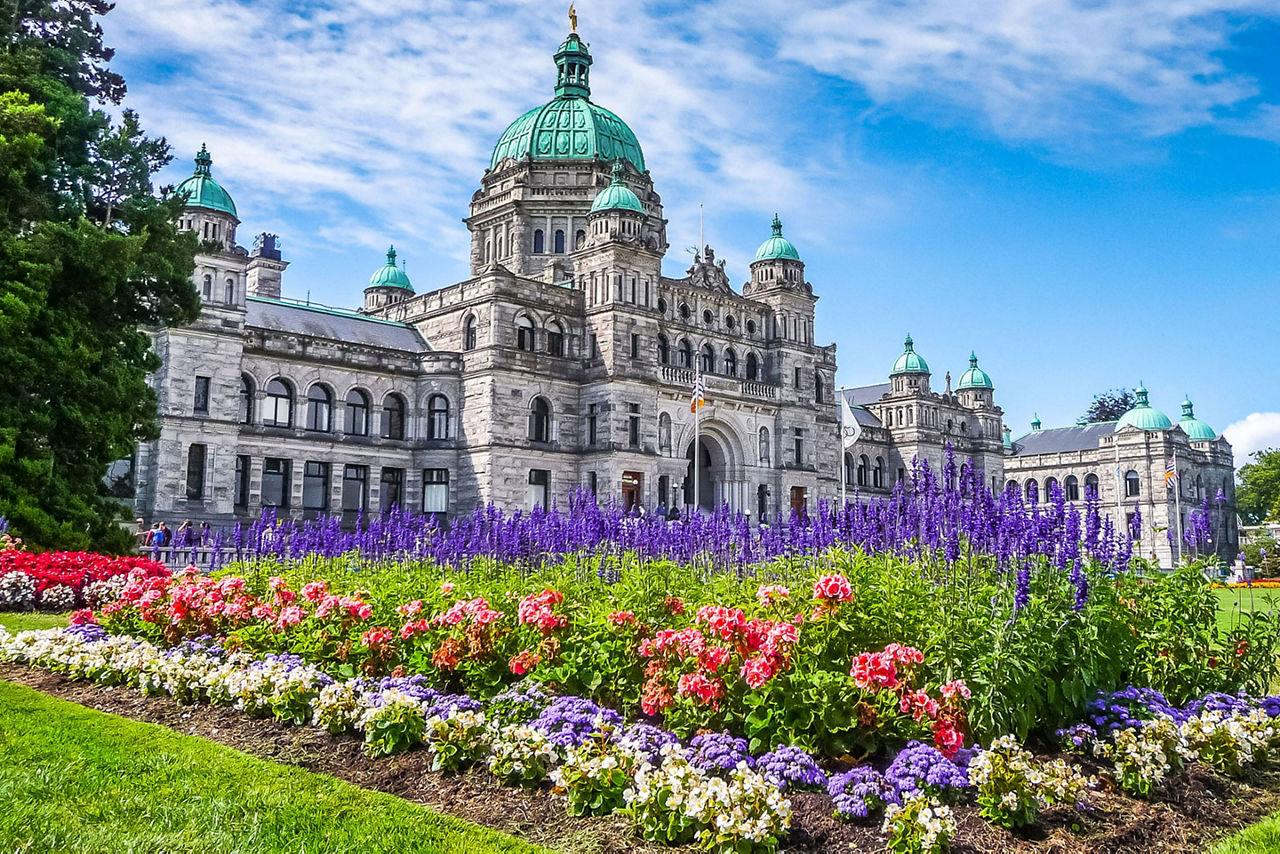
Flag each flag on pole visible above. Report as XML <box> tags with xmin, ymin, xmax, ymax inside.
<box><xmin>1165</xmin><ymin>455</ymin><xmax>1179</xmax><ymax>489</ymax></box>
<box><xmin>840</xmin><ymin>393</ymin><xmax>862</xmax><ymax>450</ymax></box>
<box><xmin>690</xmin><ymin>371</ymin><xmax>705</xmax><ymax>413</ymax></box>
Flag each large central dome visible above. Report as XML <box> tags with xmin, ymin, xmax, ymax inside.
<box><xmin>489</xmin><ymin>32</ymin><xmax>645</xmax><ymax>172</ymax></box>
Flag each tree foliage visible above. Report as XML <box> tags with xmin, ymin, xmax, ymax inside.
<box><xmin>1077</xmin><ymin>388</ymin><xmax>1137</xmax><ymax>426</ymax></box>
<box><xmin>0</xmin><ymin>2</ymin><xmax>199</xmax><ymax>551</ymax></box>
<box><xmin>1237</xmin><ymin>448</ymin><xmax>1280</xmax><ymax>526</ymax></box>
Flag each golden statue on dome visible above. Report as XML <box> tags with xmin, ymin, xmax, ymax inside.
<box><xmin>569</xmin><ymin>4</ymin><xmax>578</xmax><ymax>33</ymax></box>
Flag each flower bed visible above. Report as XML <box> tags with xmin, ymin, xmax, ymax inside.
<box><xmin>0</xmin><ymin>551</ymin><xmax>168</xmax><ymax>611</ymax></box>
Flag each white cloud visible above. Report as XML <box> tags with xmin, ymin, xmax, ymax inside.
<box><xmin>1222</xmin><ymin>412</ymin><xmax>1280</xmax><ymax>460</ymax></box>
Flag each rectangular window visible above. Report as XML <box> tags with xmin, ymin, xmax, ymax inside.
<box><xmin>628</xmin><ymin>403</ymin><xmax>640</xmax><ymax>448</ymax></box>
<box><xmin>185</xmin><ymin>444</ymin><xmax>206</xmax><ymax>500</ymax></box>
<box><xmin>303</xmin><ymin>461</ymin><xmax>329</xmax><ymax>511</ymax></box>
<box><xmin>630</xmin><ymin>333</ymin><xmax>639</xmax><ymax>359</ymax></box>
<box><xmin>234</xmin><ymin>454</ymin><xmax>250</xmax><ymax>509</ymax></box>
<box><xmin>379</xmin><ymin>467</ymin><xmax>404</xmax><ymax>513</ymax></box>
<box><xmin>794</xmin><ymin>366</ymin><xmax>802</xmax><ymax>388</ymax></box>
<box><xmin>422</xmin><ymin>468</ymin><xmax>449</xmax><ymax>514</ymax></box>
<box><xmin>342</xmin><ymin>465</ymin><xmax>367</xmax><ymax>521</ymax></box>
<box><xmin>587</xmin><ymin>471</ymin><xmax>597</xmax><ymax>495</ymax></box>
<box><xmin>262</xmin><ymin>458</ymin><xmax>290</xmax><ymax>508</ymax></box>
<box><xmin>527</xmin><ymin>469</ymin><xmax>550</xmax><ymax>510</ymax></box>
<box><xmin>194</xmin><ymin>376</ymin><xmax>211</xmax><ymax>415</ymax></box>
<box><xmin>587</xmin><ymin>403</ymin><xmax>598</xmax><ymax>446</ymax></box>
<box><xmin>793</xmin><ymin>428</ymin><xmax>803</xmax><ymax>466</ymax></box>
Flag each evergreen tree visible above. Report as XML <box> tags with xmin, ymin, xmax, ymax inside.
<box><xmin>1077</xmin><ymin>388</ymin><xmax>1137</xmax><ymax>426</ymax></box>
<box><xmin>0</xmin><ymin>2</ymin><xmax>199</xmax><ymax>551</ymax></box>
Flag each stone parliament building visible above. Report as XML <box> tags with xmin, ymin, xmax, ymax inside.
<box><xmin>131</xmin><ymin>26</ymin><xmax>1237</xmax><ymax>564</ymax></box>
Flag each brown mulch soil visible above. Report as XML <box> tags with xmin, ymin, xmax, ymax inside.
<box><xmin>3</xmin><ymin>663</ymin><xmax>1279</xmax><ymax>853</ymax></box>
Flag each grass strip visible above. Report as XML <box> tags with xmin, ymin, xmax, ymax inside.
<box><xmin>1211</xmin><ymin>810</ymin><xmax>1280</xmax><ymax>854</ymax></box>
<box><xmin>0</xmin><ymin>679</ymin><xmax>548</xmax><ymax>854</ymax></box>
<box><xmin>0</xmin><ymin>611</ymin><xmax>70</xmax><ymax>633</ymax></box>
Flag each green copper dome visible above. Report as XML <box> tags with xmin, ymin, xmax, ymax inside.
<box><xmin>1117</xmin><ymin>383</ymin><xmax>1173</xmax><ymax>431</ymax></box>
<box><xmin>368</xmin><ymin>246</ymin><xmax>412</xmax><ymax>292</ymax></box>
<box><xmin>490</xmin><ymin>32</ymin><xmax>645</xmax><ymax>172</ymax></box>
<box><xmin>753</xmin><ymin>214</ymin><xmax>801</xmax><ymax>261</ymax></box>
<box><xmin>956</xmin><ymin>351</ymin><xmax>993</xmax><ymax>390</ymax></box>
<box><xmin>590</xmin><ymin>161</ymin><xmax>643</xmax><ymax>213</ymax></box>
<box><xmin>175</xmin><ymin>144</ymin><xmax>237</xmax><ymax>217</ymax></box>
<box><xmin>890</xmin><ymin>334</ymin><xmax>930</xmax><ymax>376</ymax></box>
<box><xmin>1178</xmin><ymin>396</ymin><xmax>1216</xmax><ymax>441</ymax></box>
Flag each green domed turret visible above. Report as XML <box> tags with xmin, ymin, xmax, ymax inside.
<box><xmin>490</xmin><ymin>32</ymin><xmax>645</xmax><ymax>172</ymax></box>
<box><xmin>369</xmin><ymin>246</ymin><xmax>413</xmax><ymax>292</ymax></box>
<box><xmin>1117</xmin><ymin>382</ymin><xmax>1173</xmax><ymax>431</ymax></box>
<box><xmin>590</xmin><ymin>161</ymin><xmax>643</xmax><ymax>213</ymax></box>
<box><xmin>890</xmin><ymin>334</ymin><xmax>930</xmax><ymax>376</ymax></box>
<box><xmin>175</xmin><ymin>144</ymin><xmax>237</xmax><ymax>217</ymax></box>
<box><xmin>1178</xmin><ymin>396</ymin><xmax>1216</xmax><ymax>441</ymax></box>
<box><xmin>754</xmin><ymin>215</ymin><xmax>801</xmax><ymax>261</ymax></box>
<box><xmin>956</xmin><ymin>351</ymin><xmax>993</xmax><ymax>390</ymax></box>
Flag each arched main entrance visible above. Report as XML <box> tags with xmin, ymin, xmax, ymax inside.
<box><xmin>683</xmin><ymin>434</ymin><xmax>725</xmax><ymax>512</ymax></box>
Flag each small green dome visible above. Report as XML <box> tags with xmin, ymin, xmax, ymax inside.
<box><xmin>175</xmin><ymin>144</ymin><xmax>237</xmax><ymax>217</ymax></box>
<box><xmin>1178</xmin><ymin>396</ymin><xmax>1216</xmax><ymax>441</ymax></box>
<box><xmin>890</xmin><ymin>334</ymin><xmax>930</xmax><ymax>376</ymax></box>
<box><xmin>368</xmin><ymin>246</ymin><xmax>413</xmax><ymax>292</ymax></box>
<box><xmin>490</xmin><ymin>33</ymin><xmax>645</xmax><ymax>172</ymax></box>
<box><xmin>1117</xmin><ymin>382</ymin><xmax>1173</xmax><ymax>431</ymax></box>
<box><xmin>590</xmin><ymin>161</ymin><xmax>643</xmax><ymax>213</ymax></box>
<box><xmin>956</xmin><ymin>351</ymin><xmax>993</xmax><ymax>390</ymax></box>
<box><xmin>753</xmin><ymin>214</ymin><xmax>801</xmax><ymax>261</ymax></box>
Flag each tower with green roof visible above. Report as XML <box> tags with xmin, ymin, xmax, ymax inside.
<box><xmin>176</xmin><ymin>144</ymin><xmax>240</xmax><ymax>255</ymax></box>
<box><xmin>1117</xmin><ymin>382</ymin><xmax>1174</xmax><ymax>432</ymax></box>
<box><xmin>955</xmin><ymin>351</ymin><xmax>996</xmax><ymax>411</ymax></box>
<box><xmin>1177</xmin><ymin>396</ymin><xmax>1216</xmax><ymax>441</ymax></box>
<box><xmin>363</xmin><ymin>246</ymin><xmax>414</xmax><ymax>312</ymax></box>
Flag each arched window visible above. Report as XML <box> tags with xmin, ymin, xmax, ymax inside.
<box><xmin>264</xmin><ymin>379</ymin><xmax>293</xmax><ymax>428</ymax></box>
<box><xmin>873</xmin><ymin>457</ymin><xmax>884</xmax><ymax>488</ymax></box>
<box><xmin>516</xmin><ymin>315</ymin><xmax>535</xmax><ymax>352</ymax></box>
<box><xmin>1065</xmin><ymin>474</ymin><xmax>1080</xmax><ymax>502</ymax></box>
<box><xmin>1045</xmin><ymin>476</ymin><xmax>1059</xmax><ymax>498</ymax></box>
<box><xmin>546</xmin><ymin>321</ymin><xmax>565</xmax><ymax>357</ymax></box>
<box><xmin>382</xmin><ymin>394</ymin><xmax>406</xmax><ymax>440</ymax></box>
<box><xmin>678</xmin><ymin>339</ymin><xmax>693</xmax><ymax>368</ymax></box>
<box><xmin>1006</xmin><ymin>480</ymin><xmax>1018</xmax><ymax>494</ymax></box>
<box><xmin>554</xmin><ymin>229</ymin><xmax>565</xmax><ymax>253</ymax></box>
<box><xmin>724</xmin><ymin>348</ymin><xmax>738</xmax><ymax>377</ymax></box>
<box><xmin>814</xmin><ymin>372</ymin><xmax>824</xmax><ymax>403</ymax></box>
<box><xmin>529</xmin><ymin>397</ymin><xmax>551</xmax><ymax>443</ymax></box>
<box><xmin>345</xmin><ymin>389</ymin><xmax>370</xmax><ymax>436</ymax></box>
<box><xmin>202</xmin><ymin>274</ymin><xmax>212</xmax><ymax>299</ymax></box>
<box><xmin>225</xmin><ymin>278</ymin><xmax>234</xmax><ymax>303</ymax></box>
<box><xmin>843</xmin><ymin>453</ymin><xmax>855</xmax><ymax>486</ymax></box>
<box><xmin>700</xmin><ymin>344</ymin><xmax>715</xmax><ymax>373</ymax></box>
<box><xmin>463</xmin><ymin>315</ymin><xmax>477</xmax><ymax>351</ymax></box>
<box><xmin>657</xmin><ymin>334</ymin><xmax>669</xmax><ymax>365</ymax></box>
<box><xmin>745</xmin><ymin>352</ymin><xmax>759</xmax><ymax>381</ymax></box>
<box><xmin>427</xmin><ymin>394</ymin><xmax>450</xmax><ymax>440</ymax></box>
<box><xmin>1025</xmin><ymin>479</ymin><xmax>1039</xmax><ymax>503</ymax></box>
<box><xmin>758</xmin><ymin>427</ymin><xmax>771</xmax><ymax>465</ymax></box>
<box><xmin>239</xmin><ymin>374</ymin><xmax>255</xmax><ymax>424</ymax></box>
<box><xmin>658</xmin><ymin>413</ymin><xmax>672</xmax><ymax>452</ymax></box>
<box><xmin>533</xmin><ymin>229</ymin><xmax>545</xmax><ymax>253</ymax></box>
<box><xmin>857</xmin><ymin>455</ymin><xmax>868</xmax><ymax>487</ymax></box>
<box><xmin>1124</xmin><ymin>470</ymin><xmax>1140</xmax><ymax>498</ymax></box>
<box><xmin>305</xmin><ymin>385</ymin><xmax>332</xmax><ymax>432</ymax></box>
<box><xmin>1085</xmin><ymin>473</ymin><xmax>1100</xmax><ymax>498</ymax></box>
<box><xmin>575</xmin><ymin>229</ymin><xmax>586</xmax><ymax>250</ymax></box>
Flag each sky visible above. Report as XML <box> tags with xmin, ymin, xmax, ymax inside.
<box><xmin>101</xmin><ymin>0</ymin><xmax>1280</xmax><ymax>461</ymax></box>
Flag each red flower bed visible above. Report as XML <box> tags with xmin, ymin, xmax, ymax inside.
<box><xmin>0</xmin><ymin>551</ymin><xmax>169</xmax><ymax>598</ymax></box>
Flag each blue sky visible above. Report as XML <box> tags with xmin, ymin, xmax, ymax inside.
<box><xmin>103</xmin><ymin>0</ymin><xmax>1280</xmax><ymax>458</ymax></box>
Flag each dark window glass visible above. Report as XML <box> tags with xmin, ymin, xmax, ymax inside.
<box><xmin>382</xmin><ymin>395</ymin><xmax>406</xmax><ymax>440</ymax></box>
<box><xmin>185</xmin><ymin>444</ymin><xmax>206</xmax><ymax>500</ymax></box>
<box><xmin>587</xmin><ymin>403</ymin><xmax>598</xmax><ymax>446</ymax></box>
<box><xmin>628</xmin><ymin>403</ymin><xmax>640</xmax><ymax>448</ymax></box>
<box><xmin>554</xmin><ymin>229</ymin><xmax>565</xmax><ymax>253</ymax></box>
<box><xmin>1065</xmin><ymin>475</ymin><xmax>1080</xmax><ymax>501</ymax></box>
<box><xmin>678</xmin><ymin>340</ymin><xmax>692</xmax><ymax>368</ymax></box>
<box><xmin>533</xmin><ymin>230</ymin><xmax>544</xmax><ymax>253</ymax></box>
<box><xmin>306</xmin><ymin>386</ymin><xmax>332</xmax><ymax>432</ymax></box>
<box><xmin>746</xmin><ymin>353</ymin><xmax>759</xmax><ymax>381</ymax></box>
<box><xmin>265</xmin><ymin>379</ymin><xmax>292</xmax><ymax>427</ymax></box>
<box><xmin>528</xmin><ymin>469</ymin><xmax>549</xmax><ymax>509</ymax></box>
<box><xmin>464</xmin><ymin>316</ymin><xmax>477</xmax><ymax>350</ymax></box>
<box><xmin>793</xmin><ymin>428</ymin><xmax>803</xmax><ymax>466</ymax></box>
<box><xmin>345</xmin><ymin>389</ymin><xmax>369</xmax><ymax>436</ymax></box>
<box><xmin>194</xmin><ymin>376</ymin><xmax>211</xmax><ymax>414</ymax></box>
<box><xmin>262</xmin><ymin>458</ymin><xmax>290</xmax><ymax>507</ymax></box>
<box><xmin>546</xmin><ymin>323</ymin><xmax>564</xmax><ymax>356</ymax></box>
<box><xmin>700</xmin><ymin>345</ymin><xmax>714</xmax><ymax>373</ymax></box>
<box><xmin>530</xmin><ymin>397</ymin><xmax>551</xmax><ymax>443</ymax></box>
<box><xmin>303</xmin><ymin>461</ymin><xmax>329</xmax><ymax>510</ymax></box>
<box><xmin>427</xmin><ymin>394</ymin><xmax>449</xmax><ymax>440</ymax></box>
<box><xmin>1125</xmin><ymin>470</ymin><xmax>1140</xmax><ymax>498</ymax></box>
<box><xmin>1085</xmin><ymin>473</ymin><xmax>1100</xmax><ymax>498</ymax></box>
<box><xmin>630</xmin><ymin>333</ymin><xmax>639</xmax><ymax>359</ymax></box>
<box><xmin>422</xmin><ymin>468</ymin><xmax>449</xmax><ymax>513</ymax></box>
<box><xmin>724</xmin><ymin>349</ymin><xmax>737</xmax><ymax>377</ymax></box>
<box><xmin>657</xmin><ymin>334</ymin><xmax>669</xmax><ymax>365</ymax></box>
<box><xmin>234</xmin><ymin>455</ymin><xmax>250</xmax><ymax>509</ymax></box>
<box><xmin>342</xmin><ymin>465</ymin><xmax>367</xmax><ymax>520</ymax></box>
<box><xmin>379</xmin><ymin>467</ymin><xmax>404</xmax><ymax>513</ymax></box>
<box><xmin>516</xmin><ymin>316</ymin><xmax>535</xmax><ymax>352</ymax></box>
<box><xmin>239</xmin><ymin>375</ymin><xmax>254</xmax><ymax>424</ymax></box>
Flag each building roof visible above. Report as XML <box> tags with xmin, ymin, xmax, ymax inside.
<box><xmin>1010</xmin><ymin>421</ymin><xmax>1116</xmax><ymax>455</ymax></box>
<box><xmin>956</xmin><ymin>351</ymin><xmax>993</xmax><ymax>390</ymax></box>
<box><xmin>1117</xmin><ymin>383</ymin><xmax>1173</xmax><ymax>431</ymax></box>
<box><xmin>246</xmin><ymin>296</ymin><xmax>429</xmax><ymax>352</ymax></box>
<box><xmin>175</xmin><ymin>144</ymin><xmax>237</xmax><ymax>217</ymax></box>
<box><xmin>590</xmin><ymin>161</ymin><xmax>644</xmax><ymax>213</ymax></box>
<box><xmin>890</xmin><ymin>334</ymin><xmax>930</xmax><ymax>376</ymax></box>
<box><xmin>1178</xmin><ymin>397</ymin><xmax>1216</xmax><ymax>441</ymax></box>
<box><xmin>842</xmin><ymin>383</ymin><xmax>891</xmax><ymax>406</ymax></box>
<box><xmin>753</xmin><ymin>215</ymin><xmax>801</xmax><ymax>261</ymax></box>
<box><xmin>368</xmin><ymin>246</ymin><xmax>413</xmax><ymax>291</ymax></box>
<box><xmin>850</xmin><ymin>406</ymin><xmax>882</xmax><ymax>427</ymax></box>
<box><xmin>490</xmin><ymin>32</ymin><xmax>645</xmax><ymax>172</ymax></box>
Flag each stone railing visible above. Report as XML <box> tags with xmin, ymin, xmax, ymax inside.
<box><xmin>660</xmin><ymin>365</ymin><xmax>696</xmax><ymax>386</ymax></box>
<box><xmin>740</xmin><ymin>381</ymin><xmax>776</xmax><ymax>400</ymax></box>
<box><xmin>658</xmin><ymin>366</ymin><xmax>779</xmax><ymax>402</ymax></box>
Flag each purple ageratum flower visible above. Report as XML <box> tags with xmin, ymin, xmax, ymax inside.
<box><xmin>254</xmin><ymin>653</ymin><xmax>307</xmax><ymax>671</ymax></box>
<box><xmin>487</xmin><ymin>682</ymin><xmax>551</xmax><ymax>726</ymax></box>
<box><xmin>1056</xmin><ymin>723</ymin><xmax>1098</xmax><ymax>750</ymax></box>
<box><xmin>884</xmin><ymin>741</ymin><xmax>968</xmax><ymax>800</ymax></box>
<box><xmin>531</xmin><ymin>695</ymin><xmax>623</xmax><ymax>749</ymax></box>
<box><xmin>686</xmin><ymin>733</ymin><xmax>755</xmax><ymax>775</ymax></box>
<box><xmin>757</xmin><ymin>745</ymin><xmax>827</xmax><ymax>791</ymax></box>
<box><xmin>1260</xmin><ymin>697</ymin><xmax>1280</xmax><ymax>718</ymax></box>
<box><xmin>371</xmin><ymin>675</ymin><xmax>441</xmax><ymax>707</ymax></box>
<box><xmin>63</xmin><ymin>624</ymin><xmax>107</xmax><ymax>643</ymax></box>
<box><xmin>828</xmin><ymin>766</ymin><xmax>899</xmax><ymax>820</ymax></box>
<box><xmin>166</xmin><ymin>635</ymin><xmax>225</xmax><ymax>659</ymax></box>
<box><xmin>424</xmin><ymin>693</ymin><xmax>483</xmax><ymax>720</ymax></box>
<box><xmin>618</xmin><ymin>723</ymin><xmax>680</xmax><ymax>764</ymax></box>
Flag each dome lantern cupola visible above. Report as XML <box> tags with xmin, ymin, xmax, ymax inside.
<box><xmin>364</xmin><ymin>245</ymin><xmax>413</xmax><ymax>312</ymax></box>
<box><xmin>1178</xmin><ymin>395</ymin><xmax>1216</xmax><ymax>441</ymax></box>
<box><xmin>956</xmin><ymin>351</ymin><xmax>993</xmax><ymax>390</ymax></box>
<box><xmin>1117</xmin><ymin>382</ymin><xmax>1174</xmax><ymax>431</ymax></box>
<box><xmin>175</xmin><ymin>144</ymin><xmax>238</xmax><ymax>218</ymax></box>
<box><xmin>754</xmin><ymin>214</ymin><xmax>801</xmax><ymax>262</ymax></box>
<box><xmin>890</xmin><ymin>334</ymin><xmax>930</xmax><ymax>376</ymax></box>
<box><xmin>554</xmin><ymin>30</ymin><xmax>592</xmax><ymax>99</ymax></box>
<box><xmin>590</xmin><ymin>160</ymin><xmax>644</xmax><ymax>213</ymax></box>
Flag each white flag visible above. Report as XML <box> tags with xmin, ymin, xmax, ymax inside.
<box><xmin>840</xmin><ymin>393</ymin><xmax>862</xmax><ymax>450</ymax></box>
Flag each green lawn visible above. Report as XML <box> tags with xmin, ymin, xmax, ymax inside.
<box><xmin>1212</xmin><ymin>811</ymin><xmax>1280</xmax><ymax>853</ymax></box>
<box><xmin>0</xmin><ymin>680</ymin><xmax>548</xmax><ymax>854</ymax></box>
<box><xmin>0</xmin><ymin>610</ymin><xmax>69</xmax><ymax>633</ymax></box>
<box><xmin>1213</xmin><ymin>587</ymin><xmax>1280</xmax><ymax>634</ymax></box>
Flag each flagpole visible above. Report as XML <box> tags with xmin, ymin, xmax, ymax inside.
<box><xmin>1114</xmin><ymin>439</ymin><xmax>1123</xmax><ymax>533</ymax></box>
<box><xmin>839</xmin><ymin>390</ymin><xmax>847</xmax><ymax>510</ymax></box>
<box><xmin>694</xmin><ymin>368</ymin><xmax>701</xmax><ymax>515</ymax></box>
<box><xmin>1173</xmin><ymin>449</ymin><xmax>1183</xmax><ymax>567</ymax></box>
